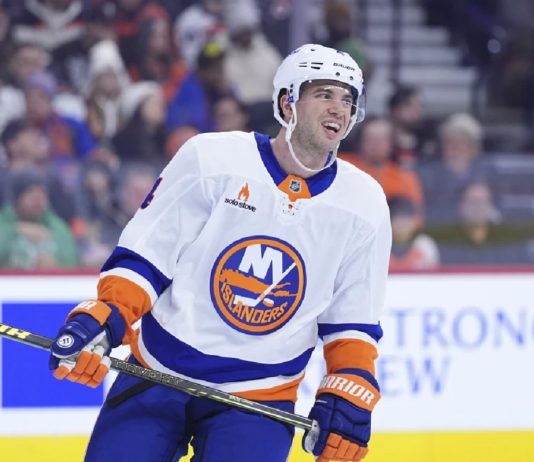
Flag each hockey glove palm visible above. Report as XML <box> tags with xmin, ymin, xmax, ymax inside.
<box><xmin>303</xmin><ymin>371</ymin><xmax>380</xmax><ymax>462</ymax></box>
<box><xmin>49</xmin><ymin>301</ymin><xmax>126</xmax><ymax>388</ymax></box>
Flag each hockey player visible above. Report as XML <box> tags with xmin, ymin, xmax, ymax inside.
<box><xmin>49</xmin><ymin>44</ymin><xmax>391</xmax><ymax>462</ymax></box>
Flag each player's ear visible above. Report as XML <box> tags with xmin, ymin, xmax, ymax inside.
<box><xmin>279</xmin><ymin>94</ymin><xmax>293</xmax><ymax>121</ymax></box>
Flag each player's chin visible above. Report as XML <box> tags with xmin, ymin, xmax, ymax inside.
<box><xmin>321</xmin><ymin>127</ymin><xmax>344</xmax><ymax>147</ymax></box>
<box><xmin>323</xmin><ymin>137</ymin><xmax>342</xmax><ymax>152</ymax></box>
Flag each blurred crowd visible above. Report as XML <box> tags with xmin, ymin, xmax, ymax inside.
<box><xmin>0</xmin><ymin>0</ymin><xmax>532</xmax><ymax>271</ymax></box>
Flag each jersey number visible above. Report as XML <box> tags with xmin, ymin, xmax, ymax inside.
<box><xmin>141</xmin><ymin>177</ymin><xmax>163</xmax><ymax>209</ymax></box>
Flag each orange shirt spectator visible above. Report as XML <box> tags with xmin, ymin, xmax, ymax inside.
<box><xmin>388</xmin><ymin>198</ymin><xmax>439</xmax><ymax>271</ymax></box>
<box><xmin>341</xmin><ymin>154</ymin><xmax>424</xmax><ymax>206</ymax></box>
<box><xmin>340</xmin><ymin>117</ymin><xmax>424</xmax><ymax>207</ymax></box>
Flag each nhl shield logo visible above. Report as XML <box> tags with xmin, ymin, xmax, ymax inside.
<box><xmin>289</xmin><ymin>179</ymin><xmax>302</xmax><ymax>193</ymax></box>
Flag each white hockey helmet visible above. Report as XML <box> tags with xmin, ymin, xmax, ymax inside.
<box><xmin>272</xmin><ymin>43</ymin><xmax>365</xmax><ymax>139</ymax></box>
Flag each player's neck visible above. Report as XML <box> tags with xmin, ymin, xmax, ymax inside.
<box><xmin>271</xmin><ymin>131</ymin><xmax>320</xmax><ymax>179</ymax></box>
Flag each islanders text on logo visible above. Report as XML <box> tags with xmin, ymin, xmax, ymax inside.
<box><xmin>210</xmin><ymin>236</ymin><xmax>306</xmax><ymax>335</ymax></box>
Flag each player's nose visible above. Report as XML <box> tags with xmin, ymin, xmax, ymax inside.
<box><xmin>327</xmin><ymin>99</ymin><xmax>346</xmax><ymax>115</ymax></box>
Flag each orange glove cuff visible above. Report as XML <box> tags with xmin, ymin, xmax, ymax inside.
<box><xmin>68</xmin><ymin>300</ymin><xmax>112</xmax><ymax>326</ymax></box>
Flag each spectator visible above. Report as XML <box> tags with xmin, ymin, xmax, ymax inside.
<box><xmin>24</xmin><ymin>70</ymin><xmax>96</xmax><ymax>157</ymax></box>
<box><xmin>167</xmin><ymin>40</ymin><xmax>231</xmax><ymax>133</ymax></box>
<box><xmin>315</xmin><ymin>0</ymin><xmax>373</xmax><ymax>79</ymax></box>
<box><xmin>51</xmin><ymin>1</ymin><xmax>117</xmax><ymax>94</ymax></box>
<box><xmin>128</xmin><ymin>11</ymin><xmax>187</xmax><ymax>103</ymax></box>
<box><xmin>213</xmin><ymin>95</ymin><xmax>250</xmax><ymax>132</ymax></box>
<box><xmin>222</xmin><ymin>0</ymin><xmax>280</xmax><ymax>134</ymax></box>
<box><xmin>173</xmin><ymin>0</ymin><xmax>225</xmax><ymax>69</ymax></box>
<box><xmin>432</xmin><ymin>182</ymin><xmax>533</xmax><ymax>265</ymax></box>
<box><xmin>0</xmin><ymin>169</ymin><xmax>79</xmax><ymax>269</ymax></box>
<box><xmin>69</xmin><ymin>39</ymin><xmax>128</xmax><ymax>171</ymax></box>
<box><xmin>84</xmin><ymin>101</ymin><xmax>121</xmax><ymax>171</ymax></box>
<box><xmin>11</xmin><ymin>0</ymin><xmax>87</xmax><ymax>87</ymax></box>
<box><xmin>388</xmin><ymin>85</ymin><xmax>437</xmax><ymax>164</ymax></box>
<box><xmin>21</xmin><ymin>70</ymin><xmax>96</xmax><ymax>192</ymax></box>
<box><xmin>86</xmin><ymin>39</ymin><xmax>130</xmax><ymax>141</ymax></box>
<box><xmin>1</xmin><ymin>120</ymin><xmax>79</xmax><ymax>227</ymax></box>
<box><xmin>4</xmin><ymin>42</ymin><xmax>50</xmax><ymax>89</ymax></box>
<box><xmin>388</xmin><ymin>197</ymin><xmax>440</xmax><ymax>271</ymax></box>
<box><xmin>340</xmin><ymin>117</ymin><xmax>424</xmax><ymax>207</ymax></box>
<box><xmin>113</xmin><ymin>81</ymin><xmax>166</xmax><ymax>166</ymax></box>
<box><xmin>0</xmin><ymin>43</ymin><xmax>48</xmax><ymax>133</ymax></box>
<box><xmin>254</xmin><ymin>0</ymin><xmax>292</xmax><ymax>56</ymax></box>
<box><xmin>113</xmin><ymin>0</ymin><xmax>170</xmax><ymax>70</ymax></box>
<box><xmin>223</xmin><ymin>0</ymin><xmax>281</xmax><ymax>106</ymax></box>
<box><xmin>78</xmin><ymin>162</ymin><xmax>120</xmax><ymax>268</ymax></box>
<box><xmin>418</xmin><ymin>112</ymin><xmax>488</xmax><ymax>225</ymax></box>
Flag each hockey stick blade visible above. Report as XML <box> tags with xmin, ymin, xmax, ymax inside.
<box><xmin>0</xmin><ymin>321</ymin><xmax>313</xmax><ymax>431</ymax></box>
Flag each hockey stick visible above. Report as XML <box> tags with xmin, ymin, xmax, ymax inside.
<box><xmin>0</xmin><ymin>321</ymin><xmax>313</xmax><ymax>431</ymax></box>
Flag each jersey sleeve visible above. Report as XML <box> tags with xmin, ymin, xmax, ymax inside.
<box><xmin>97</xmin><ymin>137</ymin><xmax>212</xmax><ymax>342</ymax></box>
<box><xmin>318</xmin><ymin>205</ymin><xmax>391</xmax><ymax>377</ymax></box>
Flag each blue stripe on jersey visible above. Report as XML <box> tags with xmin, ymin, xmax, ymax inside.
<box><xmin>142</xmin><ymin>311</ymin><xmax>314</xmax><ymax>383</ymax></box>
<box><xmin>101</xmin><ymin>246</ymin><xmax>172</xmax><ymax>297</ymax></box>
<box><xmin>254</xmin><ymin>132</ymin><xmax>337</xmax><ymax>197</ymax></box>
<box><xmin>254</xmin><ymin>132</ymin><xmax>286</xmax><ymax>185</ymax></box>
<box><xmin>318</xmin><ymin>323</ymin><xmax>383</xmax><ymax>342</ymax></box>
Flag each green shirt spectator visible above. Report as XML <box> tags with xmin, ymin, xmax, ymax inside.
<box><xmin>0</xmin><ymin>170</ymin><xmax>79</xmax><ymax>269</ymax></box>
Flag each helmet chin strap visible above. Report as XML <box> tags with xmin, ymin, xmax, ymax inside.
<box><xmin>284</xmin><ymin>102</ymin><xmax>339</xmax><ymax>176</ymax></box>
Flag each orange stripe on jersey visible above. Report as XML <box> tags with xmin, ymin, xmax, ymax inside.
<box><xmin>277</xmin><ymin>175</ymin><xmax>311</xmax><ymax>202</ymax></box>
<box><xmin>97</xmin><ymin>275</ymin><xmax>153</xmax><ymax>344</ymax></box>
<box><xmin>324</xmin><ymin>339</ymin><xmax>378</xmax><ymax>376</ymax></box>
<box><xmin>234</xmin><ymin>375</ymin><xmax>304</xmax><ymax>403</ymax></box>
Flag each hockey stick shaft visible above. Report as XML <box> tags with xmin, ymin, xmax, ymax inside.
<box><xmin>0</xmin><ymin>321</ymin><xmax>313</xmax><ymax>431</ymax></box>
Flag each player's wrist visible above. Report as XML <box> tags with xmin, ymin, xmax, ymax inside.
<box><xmin>334</xmin><ymin>368</ymin><xmax>380</xmax><ymax>391</ymax></box>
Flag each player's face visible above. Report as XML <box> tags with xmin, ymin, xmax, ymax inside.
<box><xmin>293</xmin><ymin>80</ymin><xmax>353</xmax><ymax>152</ymax></box>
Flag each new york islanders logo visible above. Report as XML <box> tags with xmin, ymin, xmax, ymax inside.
<box><xmin>210</xmin><ymin>236</ymin><xmax>306</xmax><ymax>335</ymax></box>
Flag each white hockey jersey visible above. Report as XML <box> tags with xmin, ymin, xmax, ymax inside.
<box><xmin>98</xmin><ymin>131</ymin><xmax>391</xmax><ymax>402</ymax></box>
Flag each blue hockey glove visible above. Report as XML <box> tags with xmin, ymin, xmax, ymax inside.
<box><xmin>303</xmin><ymin>370</ymin><xmax>381</xmax><ymax>461</ymax></box>
<box><xmin>49</xmin><ymin>300</ymin><xmax>126</xmax><ymax>388</ymax></box>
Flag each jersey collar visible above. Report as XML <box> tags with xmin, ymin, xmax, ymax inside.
<box><xmin>254</xmin><ymin>132</ymin><xmax>337</xmax><ymax>199</ymax></box>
